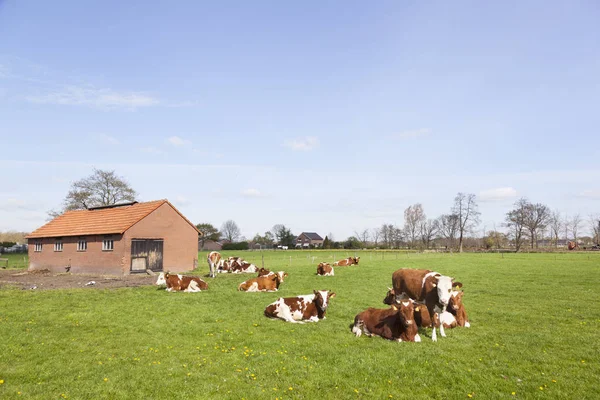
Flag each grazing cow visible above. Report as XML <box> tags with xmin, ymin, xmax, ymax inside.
<box><xmin>316</xmin><ymin>262</ymin><xmax>334</xmax><ymax>276</ymax></box>
<box><xmin>207</xmin><ymin>251</ymin><xmax>221</xmax><ymax>278</ymax></box>
<box><xmin>264</xmin><ymin>290</ymin><xmax>336</xmax><ymax>323</ymax></box>
<box><xmin>389</xmin><ymin>268</ymin><xmax>461</xmax><ymax>341</ymax></box>
<box><xmin>231</xmin><ymin>261</ymin><xmax>258</xmax><ymax>274</ymax></box>
<box><xmin>155</xmin><ymin>272</ymin><xmax>208</xmax><ymax>292</ymax></box>
<box><xmin>351</xmin><ymin>300</ymin><xmax>420</xmax><ymax>342</ymax></box>
<box><xmin>238</xmin><ymin>273</ymin><xmax>284</xmax><ymax>292</ymax></box>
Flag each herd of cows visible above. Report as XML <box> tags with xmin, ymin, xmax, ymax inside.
<box><xmin>154</xmin><ymin>251</ymin><xmax>470</xmax><ymax>342</ymax></box>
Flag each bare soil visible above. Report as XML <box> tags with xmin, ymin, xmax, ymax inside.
<box><xmin>0</xmin><ymin>269</ymin><xmax>157</xmax><ymax>290</ymax></box>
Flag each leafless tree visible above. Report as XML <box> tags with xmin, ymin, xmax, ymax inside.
<box><xmin>590</xmin><ymin>214</ymin><xmax>600</xmax><ymax>244</ymax></box>
<box><xmin>380</xmin><ymin>224</ymin><xmax>395</xmax><ymax>248</ymax></box>
<box><xmin>354</xmin><ymin>229</ymin><xmax>370</xmax><ymax>248</ymax></box>
<box><xmin>49</xmin><ymin>168</ymin><xmax>137</xmax><ymax>217</ymax></box>
<box><xmin>221</xmin><ymin>220</ymin><xmax>241</xmax><ymax>242</ymax></box>
<box><xmin>571</xmin><ymin>214</ymin><xmax>582</xmax><ymax>243</ymax></box>
<box><xmin>420</xmin><ymin>219</ymin><xmax>438</xmax><ymax>249</ymax></box>
<box><xmin>452</xmin><ymin>193</ymin><xmax>480</xmax><ymax>253</ymax></box>
<box><xmin>371</xmin><ymin>228</ymin><xmax>381</xmax><ymax>247</ymax></box>
<box><xmin>392</xmin><ymin>226</ymin><xmax>404</xmax><ymax>249</ymax></box>
<box><xmin>549</xmin><ymin>210</ymin><xmax>562</xmax><ymax>247</ymax></box>
<box><xmin>404</xmin><ymin>204</ymin><xmax>425</xmax><ymax>248</ymax></box>
<box><xmin>437</xmin><ymin>214</ymin><xmax>459</xmax><ymax>249</ymax></box>
<box><xmin>504</xmin><ymin>198</ymin><xmax>528</xmax><ymax>252</ymax></box>
<box><xmin>523</xmin><ymin>202</ymin><xmax>550</xmax><ymax>248</ymax></box>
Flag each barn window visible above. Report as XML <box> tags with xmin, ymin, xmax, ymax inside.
<box><xmin>77</xmin><ymin>238</ymin><xmax>87</xmax><ymax>252</ymax></box>
<box><xmin>102</xmin><ymin>237</ymin><xmax>114</xmax><ymax>251</ymax></box>
<box><xmin>34</xmin><ymin>241</ymin><xmax>42</xmax><ymax>252</ymax></box>
<box><xmin>54</xmin><ymin>239</ymin><xmax>63</xmax><ymax>252</ymax></box>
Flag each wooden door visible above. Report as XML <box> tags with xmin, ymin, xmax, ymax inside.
<box><xmin>130</xmin><ymin>239</ymin><xmax>164</xmax><ymax>273</ymax></box>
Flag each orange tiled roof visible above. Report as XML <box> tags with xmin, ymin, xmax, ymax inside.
<box><xmin>27</xmin><ymin>200</ymin><xmax>199</xmax><ymax>238</ymax></box>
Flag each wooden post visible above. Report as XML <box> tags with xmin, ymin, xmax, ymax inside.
<box><xmin>262</xmin><ymin>253</ymin><xmax>264</xmax><ymax>269</ymax></box>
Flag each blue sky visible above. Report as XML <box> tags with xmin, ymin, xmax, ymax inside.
<box><xmin>1</xmin><ymin>1</ymin><xmax>599</xmax><ymax>239</ymax></box>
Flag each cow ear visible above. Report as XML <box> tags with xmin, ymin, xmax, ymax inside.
<box><xmin>414</xmin><ymin>306</ymin><xmax>420</xmax><ymax>312</ymax></box>
<box><xmin>391</xmin><ymin>305</ymin><xmax>398</xmax><ymax>311</ymax></box>
<box><xmin>453</xmin><ymin>282</ymin><xmax>463</xmax><ymax>289</ymax></box>
<box><xmin>328</xmin><ymin>292</ymin><xmax>336</xmax><ymax>298</ymax></box>
<box><xmin>387</xmin><ymin>287</ymin><xmax>393</xmax><ymax>292</ymax></box>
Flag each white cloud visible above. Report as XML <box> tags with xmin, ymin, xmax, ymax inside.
<box><xmin>139</xmin><ymin>146</ymin><xmax>164</xmax><ymax>154</ymax></box>
<box><xmin>25</xmin><ymin>85</ymin><xmax>159</xmax><ymax>110</ymax></box>
<box><xmin>391</xmin><ymin>128</ymin><xmax>431</xmax><ymax>140</ymax></box>
<box><xmin>167</xmin><ymin>136</ymin><xmax>191</xmax><ymax>146</ymax></box>
<box><xmin>173</xmin><ymin>196</ymin><xmax>191</xmax><ymax>206</ymax></box>
<box><xmin>99</xmin><ymin>134</ymin><xmax>120</xmax><ymax>145</ymax></box>
<box><xmin>579</xmin><ymin>189</ymin><xmax>600</xmax><ymax>199</ymax></box>
<box><xmin>479</xmin><ymin>187</ymin><xmax>518</xmax><ymax>202</ymax></box>
<box><xmin>241</xmin><ymin>188</ymin><xmax>263</xmax><ymax>198</ymax></box>
<box><xmin>283</xmin><ymin>136</ymin><xmax>319</xmax><ymax>151</ymax></box>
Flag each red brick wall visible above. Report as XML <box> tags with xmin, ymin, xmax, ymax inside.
<box><xmin>123</xmin><ymin>203</ymin><xmax>198</xmax><ymax>273</ymax></box>
<box><xmin>28</xmin><ymin>234</ymin><xmax>125</xmax><ymax>275</ymax></box>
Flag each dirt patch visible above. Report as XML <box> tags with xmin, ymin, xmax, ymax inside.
<box><xmin>0</xmin><ymin>269</ymin><xmax>157</xmax><ymax>290</ymax></box>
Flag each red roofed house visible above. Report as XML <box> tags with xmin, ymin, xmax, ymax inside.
<box><xmin>26</xmin><ymin>200</ymin><xmax>201</xmax><ymax>275</ymax></box>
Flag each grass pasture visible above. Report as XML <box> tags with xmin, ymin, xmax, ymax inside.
<box><xmin>0</xmin><ymin>251</ymin><xmax>599</xmax><ymax>399</ymax></box>
<box><xmin>0</xmin><ymin>253</ymin><xmax>29</xmax><ymax>269</ymax></box>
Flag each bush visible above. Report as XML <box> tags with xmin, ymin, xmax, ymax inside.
<box><xmin>222</xmin><ymin>242</ymin><xmax>249</xmax><ymax>251</ymax></box>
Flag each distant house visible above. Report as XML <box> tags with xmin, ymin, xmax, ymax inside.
<box><xmin>199</xmin><ymin>239</ymin><xmax>223</xmax><ymax>251</ymax></box>
<box><xmin>536</xmin><ymin>239</ymin><xmax>569</xmax><ymax>247</ymax></box>
<box><xmin>26</xmin><ymin>200</ymin><xmax>200</xmax><ymax>275</ymax></box>
<box><xmin>295</xmin><ymin>232</ymin><xmax>324</xmax><ymax>248</ymax></box>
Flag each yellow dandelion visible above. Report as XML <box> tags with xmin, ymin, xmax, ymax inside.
<box><xmin>354</xmin><ymin>389</ymin><xmax>359</xmax><ymax>393</ymax></box>
<box><xmin>0</xmin><ymin>380</ymin><xmax>4</xmax><ymax>385</ymax></box>
<box><xmin>289</xmin><ymin>387</ymin><xmax>293</xmax><ymax>391</ymax></box>
<box><xmin>511</xmin><ymin>392</ymin><xmax>515</xmax><ymax>396</ymax></box>
<box><xmin>539</xmin><ymin>387</ymin><xmax>543</xmax><ymax>391</ymax></box>
<box><xmin>104</xmin><ymin>378</ymin><xmax>109</xmax><ymax>382</ymax></box>
<box><xmin>467</xmin><ymin>394</ymin><xmax>472</xmax><ymax>398</ymax></box>
<box><xmin>552</xmin><ymin>380</ymin><xmax>557</xmax><ymax>383</ymax></box>
<box><xmin>389</xmin><ymin>395</ymin><xmax>393</xmax><ymax>398</ymax></box>
<box><xmin>17</xmin><ymin>392</ymin><xmax>21</xmax><ymax>395</ymax></box>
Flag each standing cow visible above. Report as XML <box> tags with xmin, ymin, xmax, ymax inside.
<box><xmin>389</xmin><ymin>268</ymin><xmax>460</xmax><ymax>341</ymax></box>
<box><xmin>207</xmin><ymin>251</ymin><xmax>221</xmax><ymax>278</ymax></box>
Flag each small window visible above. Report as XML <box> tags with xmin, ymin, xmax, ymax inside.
<box><xmin>102</xmin><ymin>237</ymin><xmax>114</xmax><ymax>251</ymax></box>
<box><xmin>77</xmin><ymin>238</ymin><xmax>87</xmax><ymax>252</ymax></box>
<box><xmin>35</xmin><ymin>242</ymin><xmax>43</xmax><ymax>252</ymax></box>
<box><xmin>54</xmin><ymin>239</ymin><xmax>63</xmax><ymax>252</ymax></box>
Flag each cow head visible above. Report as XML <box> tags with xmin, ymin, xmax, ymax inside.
<box><xmin>314</xmin><ymin>290</ymin><xmax>336</xmax><ymax>312</ymax></box>
<box><xmin>392</xmin><ymin>299</ymin><xmax>415</xmax><ymax>328</ymax></box>
<box><xmin>258</xmin><ymin>267</ymin><xmax>271</xmax><ymax>276</ymax></box>
<box><xmin>435</xmin><ymin>275</ymin><xmax>454</xmax><ymax>306</ymax></box>
<box><xmin>383</xmin><ymin>287</ymin><xmax>396</xmax><ymax>305</ymax></box>
<box><xmin>277</xmin><ymin>271</ymin><xmax>288</xmax><ymax>282</ymax></box>
<box><xmin>449</xmin><ymin>290</ymin><xmax>464</xmax><ymax>311</ymax></box>
<box><xmin>155</xmin><ymin>272</ymin><xmax>167</xmax><ymax>286</ymax></box>
<box><xmin>353</xmin><ymin>257</ymin><xmax>360</xmax><ymax>265</ymax></box>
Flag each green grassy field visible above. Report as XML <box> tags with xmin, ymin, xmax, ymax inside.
<box><xmin>0</xmin><ymin>253</ymin><xmax>29</xmax><ymax>269</ymax></box>
<box><xmin>1</xmin><ymin>251</ymin><xmax>599</xmax><ymax>399</ymax></box>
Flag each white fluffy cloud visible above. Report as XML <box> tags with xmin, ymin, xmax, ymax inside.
<box><xmin>479</xmin><ymin>187</ymin><xmax>518</xmax><ymax>202</ymax></box>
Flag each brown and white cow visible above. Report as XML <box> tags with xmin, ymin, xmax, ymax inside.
<box><xmin>352</xmin><ymin>300</ymin><xmax>421</xmax><ymax>342</ymax></box>
<box><xmin>264</xmin><ymin>290</ymin><xmax>336</xmax><ymax>323</ymax></box>
<box><xmin>238</xmin><ymin>273</ymin><xmax>285</xmax><ymax>292</ymax></box>
<box><xmin>448</xmin><ymin>290</ymin><xmax>470</xmax><ymax>328</ymax></box>
<box><xmin>207</xmin><ymin>251</ymin><xmax>221</xmax><ymax>278</ymax></box>
<box><xmin>155</xmin><ymin>272</ymin><xmax>209</xmax><ymax>292</ymax></box>
<box><xmin>389</xmin><ymin>268</ymin><xmax>461</xmax><ymax>341</ymax></box>
<box><xmin>334</xmin><ymin>257</ymin><xmax>356</xmax><ymax>266</ymax></box>
<box><xmin>230</xmin><ymin>261</ymin><xmax>258</xmax><ymax>274</ymax></box>
<box><xmin>257</xmin><ymin>268</ymin><xmax>288</xmax><ymax>281</ymax></box>
<box><xmin>316</xmin><ymin>262</ymin><xmax>334</xmax><ymax>276</ymax></box>
<box><xmin>257</xmin><ymin>267</ymin><xmax>271</xmax><ymax>276</ymax></box>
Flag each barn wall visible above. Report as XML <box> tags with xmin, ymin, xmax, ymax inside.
<box><xmin>123</xmin><ymin>203</ymin><xmax>198</xmax><ymax>273</ymax></box>
<box><xmin>27</xmin><ymin>235</ymin><xmax>125</xmax><ymax>274</ymax></box>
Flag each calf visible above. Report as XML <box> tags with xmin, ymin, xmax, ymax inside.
<box><xmin>155</xmin><ymin>272</ymin><xmax>208</xmax><ymax>292</ymax></box>
<box><xmin>264</xmin><ymin>290</ymin><xmax>336</xmax><ymax>323</ymax></box>
<box><xmin>351</xmin><ymin>300</ymin><xmax>420</xmax><ymax>342</ymax></box>
<box><xmin>207</xmin><ymin>251</ymin><xmax>221</xmax><ymax>278</ymax></box>
<box><xmin>448</xmin><ymin>290</ymin><xmax>470</xmax><ymax>328</ymax></box>
<box><xmin>390</xmin><ymin>268</ymin><xmax>461</xmax><ymax>341</ymax></box>
<box><xmin>383</xmin><ymin>288</ymin><xmax>461</xmax><ymax>329</ymax></box>
<box><xmin>317</xmin><ymin>262</ymin><xmax>334</xmax><ymax>276</ymax></box>
<box><xmin>238</xmin><ymin>273</ymin><xmax>283</xmax><ymax>292</ymax></box>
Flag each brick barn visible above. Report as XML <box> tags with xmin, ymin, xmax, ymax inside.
<box><xmin>26</xmin><ymin>200</ymin><xmax>201</xmax><ymax>275</ymax></box>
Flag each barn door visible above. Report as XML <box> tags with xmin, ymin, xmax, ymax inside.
<box><xmin>130</xmin><ymin>239</ymin><xmax>164</xmax><ymax>273</ymax></box>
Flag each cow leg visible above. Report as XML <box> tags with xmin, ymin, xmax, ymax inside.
<box><xmin>439</xmin><ymin>305</ymin><xmax>447</xmax><ymax>337</ymax></box>
<box><xmin>351</xmin><ymin>319</ymin><xmax>363</xmax><ymax>337</ymax></box>
<box><xmin>426</xmin><ymin>303</ymin><xmax>437</xmax><ymax>342</ymax></box>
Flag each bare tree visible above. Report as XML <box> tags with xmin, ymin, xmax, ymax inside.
<box><xmin>371</xmin><ymin>228</ymin><xmax>381</xmax><ymax>247</ymax></box>
<box><xmin>404</xmin><ymin>204</ymin><xmax>425</xmax><ymax>248</ymax></box>
<box><xmin>354</xmin><ymin>229</ymin><xmax>370</xmax><ymax>248</ymax></box>
<box><xmin>420</xmin><ymin>219</ymin><xmax>438</xmax><ymax>249</ymax></box>
<box><xmin>549</xmin><ymin>210</ymin><xmax>562</xmax><ymax>248</ymax></box>
<box><xmin>49</xmin><ymin>169</ymin><xmax>137</xmax><ymax>217</ymax></box>
<box><xmin>392</xmin><ymin>226</ymin><xmax>404</xmax><ymax>249</ymax></box>
<box><xmin>590</xmin><ymin>214</ymin><xmax>600</xmax><ymax>244</ymax></box>
<box><xmin>221</xmin><ymin>220</ymin><xmax>241</xmax><ymax>242</ymax></box>
<box><xmin>380</xmin><ymin>224</ymin><xmax>395</xmax><ymax>248</ymax></box>
<box><xmin>523</xmin><ymin>202</ymin><xmax>551</xmax><ymax>248</ymax></box>
<box><xmin>505</xmin><ymin>198</ymin><xmax>528</xmax><ymax>252</ymax></box>
<box><xmin>452</xmin><ymin>193</ymin><xmax>480</xmax><ymax>253</ymax></box>
<box><xmin>571</xmin><ymin>214</ymin><xmax>582</xmax><ymax>243</ymax></box>
<box><xmin>437</xmin><ymin>214</ymin><xmax>459</xmax><ymax>249</ymax></box>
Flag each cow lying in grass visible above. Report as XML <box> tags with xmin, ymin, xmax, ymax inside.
<box><xmin>238</xmin><ymin>273</ymin><xmax>285</xmax><ymax>292</ymax></box>
<box><xmin>352</xmin><ymin>299</ymin><xmax>420</xmax><ymax>342</ymax></box>
<box><xmin>334</xmin><ymin>257</ymin><xmax>360</xmax><ymax>266</ymax></box>
<box><xmin>316</xmin><ymin>262</ymin><xmax>334</xmax><ymax>276</ymax></box>
<box><xmin>155</xmin><ymin>272</ymin><xmax>208</xmax><ymax>292</ymax></box>
<box><xmin>264</xmin><ymin>290</ymin><xmax>336</xmax><ymax>323</ymax></box>
<box><xmin>389</xmin><ymin>268</ymin><xmax>462</xmax><ymax>341</ymax></box>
